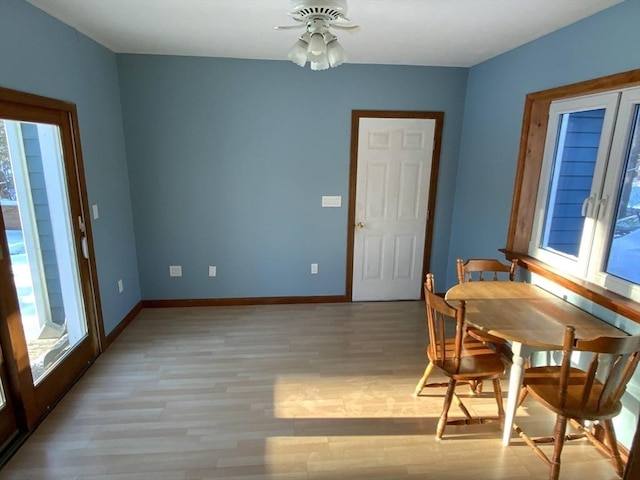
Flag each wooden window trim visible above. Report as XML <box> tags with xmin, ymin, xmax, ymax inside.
<box><xmin>504</xmin><ymin>69</ymin><xmax>640</xmax><ymax>324</ymax></box>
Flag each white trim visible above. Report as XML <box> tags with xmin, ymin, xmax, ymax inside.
<box><xmin>37</xmin><ymin>124</ymin><xmax>87</xmax><ymax>345</ymax></box>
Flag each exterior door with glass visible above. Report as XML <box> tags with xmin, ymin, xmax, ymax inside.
<box><xmin>0</xmin><ymin>88</ymin><xmax>101</xmax><ymax>431</ymax></box>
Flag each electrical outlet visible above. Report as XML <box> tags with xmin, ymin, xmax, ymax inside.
<box><xmin>209</xmin><ymin>265</ymin><xmax>217</xmax><ymax>277</ymax></box>
<box><xmin>311</xmin><ymin>263</ymin><xmax>318</xmax><ymax>274</ymax></box>
<box><xmin>117</xmin><ymin>279</ymin><xmax>123</xmax><ymax>293</ymax></box>
<box><xmin>169</xmin><ymin>265</ymin><xmax>182</xmax><ymax>277</ymax></box>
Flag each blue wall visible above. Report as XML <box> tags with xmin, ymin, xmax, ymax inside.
<box><xmin>117</xmin><ymin>56</ymin><xmax>468</xmax><ymax>299</ymax></box>
<box><xmin>452</xmin><ymin>0</ymin><xmax>640</xmax><ymax>447</ymax></box>
<box><xmin>448</xmin><ymin>0</ymin><xmax>640</xmax><ymax>287</ymax></box>
<box><xmin>1</xmin><ymin>0</ymin><xmax>638</xmax><ymax>324</ymax></box>
<box><xmin>0</xmin><ymin>0</ymin><xmax>141</xmax><ymax>335</ymax></box>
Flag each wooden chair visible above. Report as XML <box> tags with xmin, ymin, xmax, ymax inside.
<box><xmin>419</xmin><ymin>273</ymin><xmax>506</xmax><ymax>439</ymax></box>
<box><xmin>413</xmin><ymin>274</ymin><xmax>487</xmax><ymax>397</ymax></box>
<box><xmin>514</xmin><ymin>325</ymin><xmax>640</xmax><ymax>479</ymax></box>
<box><xmin>457</xmin><ymin>258</ymin><xmax>518</xmax><ymax>356</ymax></box>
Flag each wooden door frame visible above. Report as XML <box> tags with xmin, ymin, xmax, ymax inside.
<box><xmin>346</xmin><ymin>110</ymin><xmax>444</xmax><ymax>301</ymax></box>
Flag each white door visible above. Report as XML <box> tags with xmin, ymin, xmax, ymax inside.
<box><xmin>352</xmin><ymin>117</ymin><xmax>435</xmax><ymax>301</ymax></box>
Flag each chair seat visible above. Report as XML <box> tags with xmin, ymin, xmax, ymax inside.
<box><xmin>432</xmin><ymin>340</ymin><xmax>505</xmax><ymax>380</ymax></box>
<box><xmin>524</xmin><ymin>366</ymin><xmax>623</xmax><ymax>420</ymax></box>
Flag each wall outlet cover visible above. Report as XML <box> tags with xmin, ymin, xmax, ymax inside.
<box><xmin>169</xmin><ymin>265</ymin><xmax>182</xmax><ymax>277</ymax></box>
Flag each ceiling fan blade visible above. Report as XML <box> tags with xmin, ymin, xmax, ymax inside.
<box><xmin>331</xmin><ymin>24</ymin><xmax>360</xmax><ymax>33</ymax></box>
<box><xmin>275</xmin><ymin>24</ymin><xmax>306</xmax><ymax>30</ymax></box>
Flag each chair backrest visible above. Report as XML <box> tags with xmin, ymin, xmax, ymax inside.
<box><xmin>457</xmin><ymin>258</ymin><xmax>517</xmax><ymax>284</ymax></box>
<box><xmin>557</xmin><ymin>326</ymin><xmax>640</xmax><ymax>413</ymax></box>
<box><xmin>424</xmin><ymin>273</ymin><xmax>466</xmax><ymax>370</ymax></box>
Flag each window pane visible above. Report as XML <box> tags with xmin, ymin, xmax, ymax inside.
<box><xmin>1</xmin><ymin>120</ymin><xmax>89</xmax><ymax>385</ymax></box>
<box><xmin>606</xmin><ymin>105</ymin><xmax>640</xmax><ymax>284</ymax></box>
<box><xmin>541</xmin><ymin>109</ymin><xmax>605</xmax><ymax>257</ymax></box>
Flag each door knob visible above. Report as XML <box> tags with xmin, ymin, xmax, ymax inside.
<box><xmin>356</xmin><ymin>222</ymin><xmax>365</xmax><ymax>229</ymax></box>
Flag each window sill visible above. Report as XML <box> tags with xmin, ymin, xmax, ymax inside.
<box><xmin>500</xmin><ymin>249</ymin><xmax>640</xmax><ymax>324</ymax></box>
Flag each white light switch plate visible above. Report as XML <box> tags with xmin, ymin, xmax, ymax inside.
<box><xmin>92</xmin><ymin>204</ymin><xmax>99</xmax><ymax>219</ymax></box>
<box><xmin>321</xmin><ymin>196</ymin><xmax>342</xmax><ymax>207</ymax></box>
<box><xmin>209</xmin><ymin>266</ymin><xmax>217</xmax><ymax>277</ymax></box>
<box><xmin>169</xmin><ymin>265</ymin><xmax>182</xmax><ymax>277</ymax></box>
<box><xmin>311</xmin><ymin>263</ymin><xmax>318</xmax><ymax>274</ymax></box>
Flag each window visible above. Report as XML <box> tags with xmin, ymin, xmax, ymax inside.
<box><xmin>530</xmin><ymin>87</ymin><xmax>639</xmax><ymax>301</ymax></box>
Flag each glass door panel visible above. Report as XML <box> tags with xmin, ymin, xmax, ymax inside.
<box><xmin>0</xmin><ymin>87</ymin><xmax>101</xmax><ymax>454</ymax></box>
<box><xmin>1</xmin><ymin>119</ymin><xmax>88</xmax><ymax>385</ymax></box>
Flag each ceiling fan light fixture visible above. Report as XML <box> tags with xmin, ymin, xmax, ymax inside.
<box><xmin>277</xmin><ymin>0</ymin><xmax>358</xmax><ymax>71</ymax></box>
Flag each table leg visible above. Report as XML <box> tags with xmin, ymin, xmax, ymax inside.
<box><xmin>503</xmin><ymin>341</ymin><xmax>531</xmax><ymax>446</ymax></box>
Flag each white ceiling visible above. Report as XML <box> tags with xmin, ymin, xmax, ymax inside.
<box><xmin>25</xmin><ymin>0</ymin><xmax>624</xmax><ymax>67</ymax></box>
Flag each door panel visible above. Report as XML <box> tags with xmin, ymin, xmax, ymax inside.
<box><xmin>3</xmin><ymin>120</ymin><xmax>89</xmax><ymax>386</ymax></box>
<box><xmin>352</xmin><ymin>116</ymin><xmax>436</xmax><ymax>301</ymax></box>
<box><xmin>0</xmin><ymin>88</ymin><xmax>101</xmax><ymax>434</ymax></box>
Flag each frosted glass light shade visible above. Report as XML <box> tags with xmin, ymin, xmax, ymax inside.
<box><xmin>326</xmin><ymin>39</ymin><xmax>346</xmax><ymax>67</ymax></box>
<box><xmin>287</xmin><ymin>39</ymin><xmax>309</xmax><ymax>67</ymax></box>
<box><xmin>308</xmin><ymin>33</ymin><xmax>326</xmax><ymax>56</ymax></box>
<box><xmin>310</xmin><ymin>58</ymin><xmax>330</xmax><ymax>71</ymax></box>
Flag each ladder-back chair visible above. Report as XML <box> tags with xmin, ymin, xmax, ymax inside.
<box><xmin>514</xmin><ymin>325</ymin><xmax>640</xmax><ymax>479</ymax></box>
<box><xmin>421</xmin><ymin>273</ymin><xmax>506</xmax><ymax>439</ymax></box>
<box><xmin>414</xmin><ymin>274</ymin><xmax>487</xmax><ymax>397</ymax></box>
<box><xmin>456</xmin><ymin>258</ymin><xmax>518</xmax><ymax>356</ymax></box>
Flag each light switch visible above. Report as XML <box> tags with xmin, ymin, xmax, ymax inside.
<box><xmin>322</xmin><ymin>196</ymin><xmax>342</xmax><ymax>207</ymax></box>
<box><xmin>209</xmin><ymin>266</ymin><xmax>217</xmax><ymax>277</ymax></box>
<box><xmin>311</xmin><ymin>263</ymin><xmax>318</xmax><ymax>274</ymax></box>
<box><xmin>92</xmin><ymin>204</ymin><xmax>99</xmax><ymax>219</ymax></box>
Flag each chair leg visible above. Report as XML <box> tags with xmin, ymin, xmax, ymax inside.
<box><xmin>436</xmin><ymin>379</ymin><xmax>457</xmax><ymax>440</ymax></box>
<box><xmin>549</xmin><ymin>414</ymin><xmax>568</xmax><ymax>480</ymax></box>
<box><xmin>413</xmin><ymin>362</ymin><xmax>435</xmax><ymax>397</ymax></box>
<box><xmin>602</xmin><ymin>419</ymin><xmax>624</xmax><ymax>477</ymax></box>
<box><xmin>492</xmin><ymin>378</ymin><xmax>505</xmax><ymax>425</ymax></box>
<box><xmin>517</xmin><ymin>387</ymin><xmax>528</xmax><ymax>407</ymax></box>
<box><xmin>468</xmin><ymin>380</ymin><xmax>483</xmax><ymax>396</ymax></box>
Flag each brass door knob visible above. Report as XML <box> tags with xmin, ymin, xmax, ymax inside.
<box><xmin>356</xmin><ymin>222</ymin><xmax>365</xmax><ymax>229</ymax></box>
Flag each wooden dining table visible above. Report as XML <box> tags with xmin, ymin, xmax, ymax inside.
<box><xmin>445</xmin><ymin>281</ymin><xmax>625</xmax><ymax>446</ymax></box>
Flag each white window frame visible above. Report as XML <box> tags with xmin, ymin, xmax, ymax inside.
<box><xmin>530</xmin><ymin>86</ymin><xmax>640</xmax><ymax>302</ymax></box>
<box><xmin>589</xmin><ymin>87</ymin><xmax>640</xmax><ymax>298</ymax></box>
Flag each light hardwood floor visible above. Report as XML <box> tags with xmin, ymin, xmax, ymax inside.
<box><xmin>1</xmin><ymin>302</ymin><xmax>623</xmax><ymax>479</ymax></box>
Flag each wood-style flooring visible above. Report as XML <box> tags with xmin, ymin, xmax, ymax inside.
<box><xmin>1</xmin><ymin>302</ymin><xmax>623</xmax><ymax>479</ymax></box>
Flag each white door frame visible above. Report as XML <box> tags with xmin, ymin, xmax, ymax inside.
<box><xmin>346</xmin><ymin>110</ymin><xmax>443</xmax><ymax>301</ymax></box>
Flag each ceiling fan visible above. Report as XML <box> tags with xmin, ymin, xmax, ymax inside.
<box><xmin>275</xmin><ymin>0</ymin><xmax>360</xmax><ymax>70</ymax></box>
